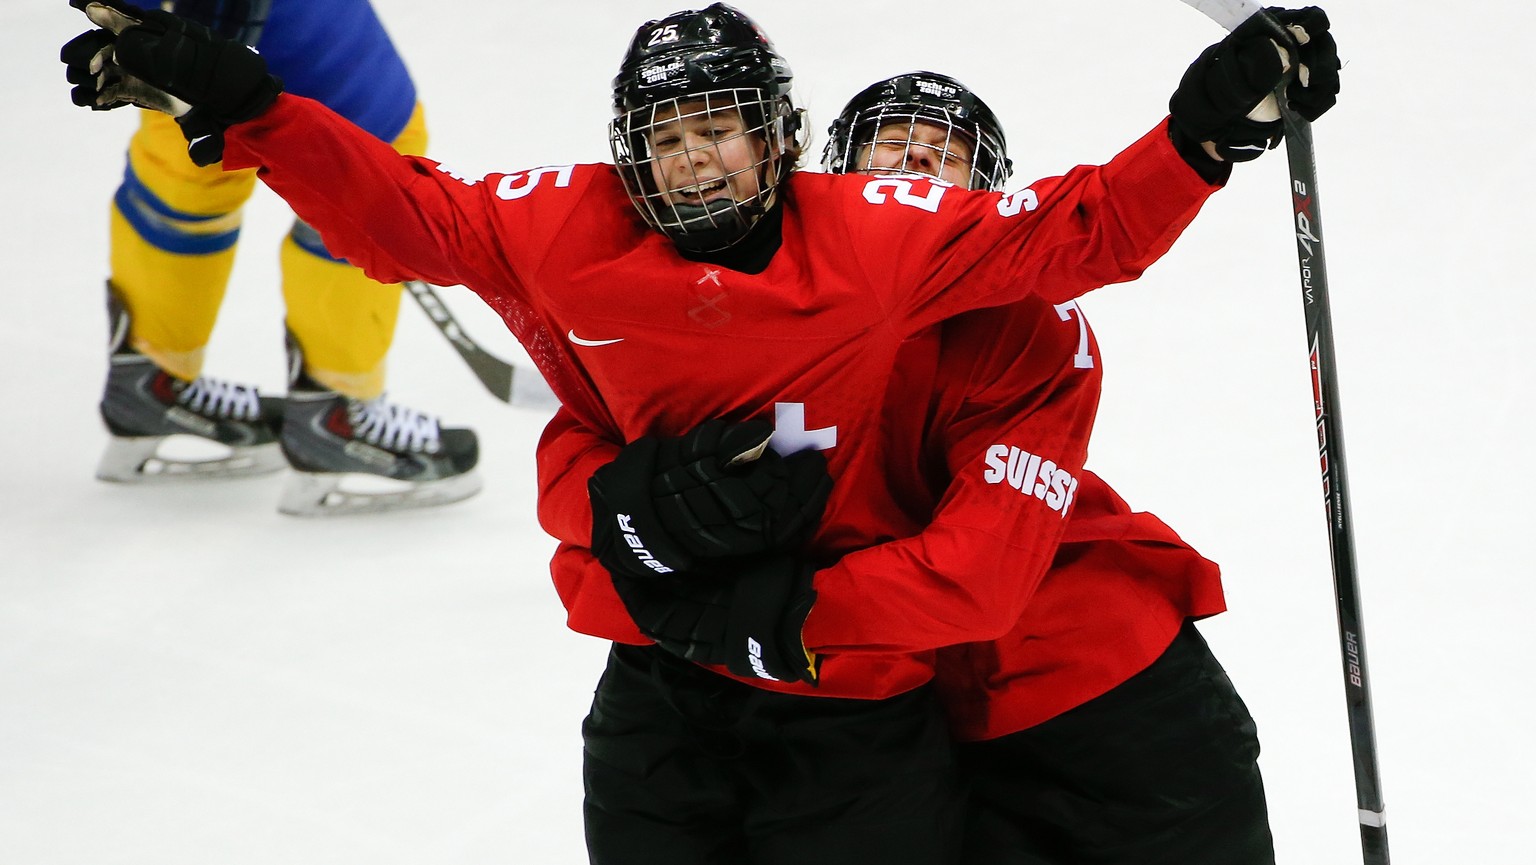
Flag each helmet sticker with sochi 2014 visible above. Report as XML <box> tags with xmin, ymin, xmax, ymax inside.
<box><xmin>640</xmin><ymin>59</ymin><xmax>686</xmax><ymax>86</ymax></box>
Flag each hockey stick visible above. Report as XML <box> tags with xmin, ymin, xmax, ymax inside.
<box><xmin>1178</xmin><ymin>3</ymin><xmax>1390</xmax><ymax>863</ymax></box>
<box><xmin>404</xmin><ymin>280</ymin><xmax>557</xmax><ymax>409</ymax></box>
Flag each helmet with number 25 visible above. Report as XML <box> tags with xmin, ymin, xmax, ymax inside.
<box><xmin>610</xmin><ymin>4</ymin><xmax>803</xmax><ymax>253</ymax></box>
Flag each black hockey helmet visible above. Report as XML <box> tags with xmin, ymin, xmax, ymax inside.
<box><xmin>609</xmin><ymin>4</ymin><xmax>803</xmax><ymax>253</ymax></box>
<box><xmin>823</xmin><ymin>71</ymin><xmax>1012</xmax><ymax>191</ymax></box>
<box><xmin>168</xmin><ymin>0</ymin><xmax>271</xmax><ymax>46</ymax></box>
<box><xmin>612</xmin><ymin>3</ymin><xmax>793</xmax><ymax>116</ymax></box>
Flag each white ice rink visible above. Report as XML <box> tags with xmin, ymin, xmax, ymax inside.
<box><xmin>3</xmin><ymin>1</ymin><xmax>1530</xmax><ymax>862</ymax></box>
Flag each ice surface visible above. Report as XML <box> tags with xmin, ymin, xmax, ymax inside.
<box><xmin>3</xmin><ymin>1</ymin><xmax>1530</xmax><ymax>862</ymax></box>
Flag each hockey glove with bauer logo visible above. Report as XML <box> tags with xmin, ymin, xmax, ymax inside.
<box><xmin>1168</xmin><ymin>6</ymin><xmax>1340</xmax><ymax>177</ymax></box>
<box><xmin>61</xmin><ymin>0</ymin><xmax>281</xmax><ymax>166</ymax></box>
<box><xmin>610</xmin><ymin>555</ymin><xmax>820</xmax><ymax>685</ymax></box>
<box><xmin>588</xmin><ymin>419</ymin><xmax>832</xmax><ymax>582</ymax></box>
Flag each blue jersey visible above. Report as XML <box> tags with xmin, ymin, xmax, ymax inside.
<box><xmin>255</xmin><ymin>0</ymin><xmax>417</xmax><ymax>142</ymax></box>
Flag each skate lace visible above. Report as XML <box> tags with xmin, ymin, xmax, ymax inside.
<box><xmin>348</xmin><ymin>395</ymin><xmax>442</xmax><ymax>454</ymax></box>
<box><xmin>177</xmin><ymin>377</ymin><xmax>263</xmax><ymax>421</ymax></box>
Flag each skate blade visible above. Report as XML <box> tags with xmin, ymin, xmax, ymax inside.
<box><xmin>277</xmin><ymin>469</ymin><xmax>483</xmax><ymax>517</ymax></box>
<box><xmin>96</xmin><ymin>435</ymin><xmax>286</xmax><ymax>483</ymax></box>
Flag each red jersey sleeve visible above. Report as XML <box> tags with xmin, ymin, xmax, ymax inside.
<box><xmin>832</xmin><ymin>118</ymin><xmax>1217</xmax><ymax>332</ymax></box>
<box><xmin>536</xmin><ymin>408</ymin><xmax>650</xmax><ymax>644</ymax></box>
<box><xmin>536</xmin><ymin>407</ymin><xmax>616</xmax><ymax>547</ymax></box>
<box><xmin>547</xmin><ymin>543</ymin><xmax>651</xmax><ymax>646</ymax></box>
<box><xmin>223</xmin><ymin>94</ymin><xmax>619</xmax><ymax>429</ymax></box>
<box><xmin>802</xmin><ymin>295</ymin><xmax>1102</xmax><ymax>654</ymax></box>
<box><xmin>223</xmin><ymin>94</ymin><xmax>508</xmax><ymax>289</ymax></box>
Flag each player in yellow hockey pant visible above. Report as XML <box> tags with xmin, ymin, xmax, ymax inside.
<box><xmin>110</xmin><ymin>103</ymin><xmax>429</xmax><ymax>400</ymax></box>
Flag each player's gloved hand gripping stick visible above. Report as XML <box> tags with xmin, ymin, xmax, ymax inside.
<box><xmin>1166</xmin><ymin>4</ymin><xmax>1338</xmax><ymax>181</ymax></box>
<box><xmin>1178</xmin><ymin>4</ymin><xmax>1385</xmax><ymax>864</ymax></box>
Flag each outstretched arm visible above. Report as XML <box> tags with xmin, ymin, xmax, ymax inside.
<box><xmin>62</xmin><ymin>1</ymin><xmax>521</xmax><ymax>292</ymax></box>
<box><xmin>843</xmin><ymin>10</ymin><xmax>1339</xmax><ymax>327</ymax></box>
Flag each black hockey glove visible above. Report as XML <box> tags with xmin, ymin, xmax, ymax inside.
<box><xmin>1168</xmin><ymin>7</ymin><xmax>1340</xmax><ymax>176</ymax></box>
<box><xmin>651</xmin><ymin>419</ymin><xmax>832</xmax><ymax>559</ymax></box>
<box><xmin>588</xmin><ymin>419</ymin><xmax>832</xmax><ymax>581</ymax></box>
<box><xmin>62</xmin><ymin>0</ymin><xmax>281</xmax><ymax>166</ymax></box>
<box><xmin>1272</xmin><ymin>7</ymin><xmax>1341</xmax><ymax>122</ymax></box>
<box><xmin>611</xmin><ymin>556</ymin><xmax>820</xmax><ymax>685</ymax></box>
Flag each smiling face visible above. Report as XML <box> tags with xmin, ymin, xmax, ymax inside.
<box><xmin>609</xmin><ymin>83</ymin><xmax>798</xmax><ymax>253</ymax></box>
<box><xmin>645</xmin><ymin>98</ymin><xmax>770</xmax><ymax>207</ymax></box>
<box><xmin>854</xmin><ymin>118</ymin><xmax>976</xmax><ymax>188</ymax></box>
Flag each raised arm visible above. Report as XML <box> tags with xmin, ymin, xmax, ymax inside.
<box><xmin>222</xmin><ymin>94</ymin><xmax>494</xmax><ymax>289</ymax></box>
<box><xmin>840</xmin><ymin>9</ymin><xmax>1339</xmax><ymax>328</ymax></box>
<box><xmin>62</xmin><ymin>1</ymin><xmax>520</xmax><ymax>291</ymax></box>
<box><xmin>838</xmin><ymin>118</ymin><xmax>1216</xmax><ymax>336</ymax></box>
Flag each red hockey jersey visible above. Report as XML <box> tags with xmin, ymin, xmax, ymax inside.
<box><xmin>224</xmin><ymin>94</ymin><xmax>1219</xmax><ymax>700</ymax></box>
<box><xmin>934</xmin><ymin>469</ymin><xmax>1227</xmax><ymax>741</ymax></box>
<box><xmin>536</xmin><ymin>289</ymin><xmax>1103</xmax><ymax>700</ymax></box>
<box><xmin>911</xmin><ymin>301</ymin><xmax>1228</xmax><ymax>740</ymax></box>
<box><xmin>541</xmin><ymin>293</ymin><xmax>1224</xmax><ymax>735</ymax></box>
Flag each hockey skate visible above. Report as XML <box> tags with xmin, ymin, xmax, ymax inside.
<box><xmin>96</xmin><ymin>291</ymin><xmax>286</xmax><ymax>483</ymax></box>
<box><xmin>277</xmin><ymin>339</ymin><xmax>481</xmax><ymax>517</ymax></box>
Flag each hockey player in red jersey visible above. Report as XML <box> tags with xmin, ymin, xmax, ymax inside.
<box><xmin>538</xmin><ymin>19</ymin><xmax>1330</xmax><ymax>865</ymax></box>
<box><xmin>60</xmin><ymin>3</ymin><xmax>1338</xmax><ymax>862</ymax></box>
<box><xmin>820</xmin><ymin>69</ymin><xmax>1326</xmax><ymax>862</ymax></box>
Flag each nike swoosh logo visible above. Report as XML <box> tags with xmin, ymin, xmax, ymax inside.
<box><xmin>568</xmin><ymin>329</ymin><xmax>624</xmax><ymax>347</ymax></box>
<box><xmin>189</xmin><ymin>134</ymin><xmax>213</xmax><ymax>149</ymax></box>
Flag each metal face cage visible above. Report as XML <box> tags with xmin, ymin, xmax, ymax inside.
<box><xmin>610</xmin><ymin>87</ymin><xmax>797</xmax><ymax>253</ymax></box>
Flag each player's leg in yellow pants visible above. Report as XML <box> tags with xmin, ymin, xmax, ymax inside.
<box><xmin>110</xmin><ymin>111</ymin><xmax>254</xmax><ymax>382</ymax></box>
<box><xmin>110</xmin><ymin>104</ymin><xmax>429</xmax><ymax>400</ymax></box>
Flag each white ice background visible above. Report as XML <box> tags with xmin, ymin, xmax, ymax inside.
<box><xmin>2</xmin><ymin>1</ymin><xmax>1531</xmax><ymax>863</ymax></box>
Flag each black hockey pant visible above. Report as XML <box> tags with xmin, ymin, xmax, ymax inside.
<box><xmin>582</xmin><ymin>644</ymin><xmax>965</xmax><ymax>865</ymax></box>
<box><xmin>959</xmin><ymin>621</ymin><xmax>1276</xmax><ymax>865</ymax></box>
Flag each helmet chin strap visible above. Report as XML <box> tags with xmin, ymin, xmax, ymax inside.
<box><xmin>672</xmin><ymin>198</ymin><xmax>785</xmax><ymax>272</ymax></box>
<box><xmin>668</xmin><ymin>198</ymin><xmax>744</xmax><ymax>224</ymax></box>
<box><xmin>660</xmin><ymin>149</ymin><xmax>787</xmax><ymax>253</ymax></box>
<box><xmin>662</xmin><ymin>197</ymin><xmax>762</xmax><ymax>253</ymax></box>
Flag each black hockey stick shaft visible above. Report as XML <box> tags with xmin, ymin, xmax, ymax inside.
<box><xmin>404</xmin><ymin>280</ymin><xmax>514</xmax><ymax>403</ymax></box>
<box><xmin>1277</xmin><ymin>105</ymin><xmax>1390</xmax><ymax>865</ymax></box>
<box><xmin>1175</xmin><ymin>5</ymin><xmax>1389</xmax><ymax>859</ymax></box>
